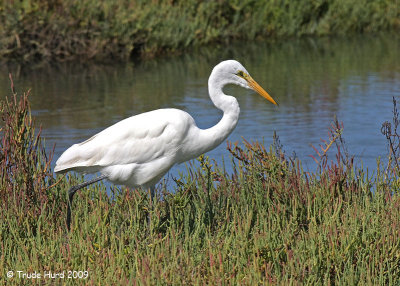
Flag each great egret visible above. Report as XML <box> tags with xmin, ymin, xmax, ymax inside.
<box><xmin>55</xmin><ymin>60</ymin><xmax>277</xmax><ymax>229</ymax></box>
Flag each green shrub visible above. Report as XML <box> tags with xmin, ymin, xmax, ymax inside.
<box><xmin>1</xmin><ymin>0</ymin><xmax>399</xmax><ymax>63</ymax></box>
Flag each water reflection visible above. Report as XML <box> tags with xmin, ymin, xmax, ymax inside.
<box><xmin>1</xmin><ymin>34</ymin><xmax>399</xmax><ymax>188</ymax></box>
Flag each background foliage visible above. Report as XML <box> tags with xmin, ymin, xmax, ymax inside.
<box><xmin>0</xmin><ymin>0</ymin><xmax>399</xmax><ymax>62</ymax></box>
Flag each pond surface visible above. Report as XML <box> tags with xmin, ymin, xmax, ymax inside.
<box><xmin>1</xmin><ymin>34</ymin><xmax>399</xmax><ymax>188</ymax></box>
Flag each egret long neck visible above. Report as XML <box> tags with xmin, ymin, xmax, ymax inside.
<box><xmin>195</xmin><ymin>78</ymin><xmax>240</xmax><ymax>155</ymax></box>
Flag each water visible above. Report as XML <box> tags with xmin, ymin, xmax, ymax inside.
<box><xmin>1</xmin><ymin>34</ymin><xmax>399</xmax><ymax>188</ymax></box>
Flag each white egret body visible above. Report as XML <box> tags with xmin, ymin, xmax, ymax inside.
<box><xmin>55</xmin><ymin>60</ymin><xmax>277</xmax><ymax>191</ymax></box>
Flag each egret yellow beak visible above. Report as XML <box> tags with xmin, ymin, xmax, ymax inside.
<box><xmin>246</xmin><ymin>76</ymin><xmax>278</xmax><ymax>106</ymax></box>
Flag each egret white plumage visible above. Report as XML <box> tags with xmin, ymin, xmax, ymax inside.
<box><xmin>55</xmin><ymin>60</ymin><xmax>277</xmax><ymax>229</ymax></box>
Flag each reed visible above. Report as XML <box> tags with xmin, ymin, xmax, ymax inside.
<box><xmin>1</xmin><ymin>81</ymin><xmax>400</xmax><ymax>284</ymax></box>
<box><xmin>1</xmin><ymin>0</ymin><xmax>399</xmax><ymax>63</ymax></box>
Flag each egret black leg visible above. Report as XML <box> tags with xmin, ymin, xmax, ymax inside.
<box><xmin>66</xmin><ymin>175</ymin><xmax>107</xmax><ymax>231</ymax></box>
<box><xmin>150</xmin><ymin>186</ymin><xmax>155</xmax><ymax>202</ymax></box>
<box><xmin>147</xmin><ymin>186</ymin><xmax>156</xmax><ymax>228</ymax></box>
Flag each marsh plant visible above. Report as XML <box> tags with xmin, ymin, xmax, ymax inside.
<box><xmin>1</xmin><ymin>0</ymin><xmax>399</xmax><ymax>63</ymax></box>
<box><xmin>1</xmin><ymin>80</ymin><xmax>400</xmax><ymax>284</ymax></box>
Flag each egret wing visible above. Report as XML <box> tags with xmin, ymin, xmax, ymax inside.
<box><xmin>54</xmin><ymin>109</ymin><xmax>192</xmax><ymax>173</ymax></box>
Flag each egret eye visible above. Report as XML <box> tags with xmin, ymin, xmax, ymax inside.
<box><xmin>237</xmin><ymin>70</ymin><xmax>245</xmax><ymax>78</ymax></box>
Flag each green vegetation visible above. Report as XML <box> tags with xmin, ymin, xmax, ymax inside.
<box><xmin>2</xmin><ymin>79</ymin><xmax>400</xmax><ymax>284</ymax></box>
<box><xmin>1</xmin><ymin>0</ymin><xmax>399</xmax><ymax>63</ymax></box>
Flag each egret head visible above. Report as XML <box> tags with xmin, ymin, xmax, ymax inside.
<box><xmin>211</xmin><ymin>60</ymin><xmax>278</xmax><ymax>105</ymax></box>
